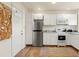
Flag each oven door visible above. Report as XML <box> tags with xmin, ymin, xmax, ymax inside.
<box><xmin>58</xmin><ymin>35</ymin><xmax>66</xmax><ymax>40</ymax></box>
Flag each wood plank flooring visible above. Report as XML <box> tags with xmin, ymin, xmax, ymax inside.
<box><xmin>16</xmin><ymin>46</ymin><xmax>78</xmax><ymax>57</ymax></box>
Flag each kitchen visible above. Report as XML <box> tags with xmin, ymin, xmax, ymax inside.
<box><xmin>0</xmin><ymin>2</ymin><xmax>79</xmax><ymax>57</ymax></box>
<box><xmin>24</xmin><ymin>2</ymin><xmax>79</xmax><ymax>56</ymax></box>
<box><xmin>32</xmin><ymin>12</ymin><xmax>78</xmax><ymax>46</ymax></box>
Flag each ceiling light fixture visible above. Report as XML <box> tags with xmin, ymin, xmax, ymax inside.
<box><xmin>66</xmin><ymin>8</ymin><xmax>71</xmax><ymax>10</ymax></box>
<box><xmin>38</xmin><ymin>8</ymin><xmax>41</xmax><ymax>10</ymax></box>
<box><xmin>51</xmin><ymin>2</ymin><xmax>56</xmax><ymax>4</ymax></box>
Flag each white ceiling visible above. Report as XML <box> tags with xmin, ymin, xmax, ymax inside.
<box><xmin>23</xmin><ymin>2</ymin><xmax>79</xmax><ymax>11</ymax></box>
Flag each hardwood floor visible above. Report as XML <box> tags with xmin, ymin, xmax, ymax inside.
<box><xmin>16</xmin><ymin>46</ymin><xmax>78</xmax><ymax>57</ymax></box>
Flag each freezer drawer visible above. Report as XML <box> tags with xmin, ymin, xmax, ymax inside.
<box><xmin>32</xmin><ymin>31</ymin><xmax>43</xmax><ymax>46</ymax></box>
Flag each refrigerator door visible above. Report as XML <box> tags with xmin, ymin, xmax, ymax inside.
<box><xmin>33</xmin><ymin>31</ymin><xmax>43</xmax><ymax>46</ymax></box>
<box><xmin>34</xmin><ymin>20</ymin><xmax>43</xmax><ymax>30</ymax></box>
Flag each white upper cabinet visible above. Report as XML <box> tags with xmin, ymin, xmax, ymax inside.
<box><xmin>56</xmin><ymin>14</ymin><xmax>77</xmax><ymax>25</ymax></box>
<box><xmin>32</xmin><ymin>14</ymin><xmax>44</xmax><ymax>19</ymax></box>
<box><xmin>33</xmin><ymin>14</ymin><xmax>77</xmax><ymax>25</ymax></box>
<box><xmin>44</xmin><ymin>14</ymin><xmax>56</xmax><ymax>25</ymax></box>
<box><xmin>68</xmin><ymin>14</ymin><xmax>77</xmax><ymax>25</ymax></box>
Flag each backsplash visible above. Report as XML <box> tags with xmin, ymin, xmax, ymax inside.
<box><xmin>43</xmin><ymin>25</ymin><xmax>78</xmax><ymax>31</ymax></box>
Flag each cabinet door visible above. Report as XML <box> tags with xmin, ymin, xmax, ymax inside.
<box><xmin>49</xmin><ymin>33</ymin><xmax>57</xmax><ymax>45</ymax></box>
<box><xmin>44</xmin><ymin>14</ymin><xmax>56</xmax><ymax>25</ymax></box>
<box><xmin>43</xmin><ymin>33</ymin><xmax>49</xmax><ymax>45</ymax></box>
<box><xmin>43</xmin><ymin>33</ymin><xmax>57</xmax><ymax>45</ymax></box>
<box><xmin>56</xmin><ymin>14</ymin><xmax>77</xmax><ymax>25</ymax></box>
<box><xmin>68</xmin><ymin>14</ymin><xmax>77</xmax><ymax>25</ymax></box>
<box><xmin>66</xmin><ymin>34</ymin><xmax>71</xmax><ymax>45</ymax></box>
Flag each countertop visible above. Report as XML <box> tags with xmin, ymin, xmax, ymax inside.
<box><xmin>43</xmin><ymin>30</ymin><xmax>79</xmax><ymax>35</ymax></box>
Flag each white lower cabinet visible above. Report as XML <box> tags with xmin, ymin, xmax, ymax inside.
<box><xmin>43</xmin><ymin>32</ymin><xmax>79</xmax><ymax>50</ymax></box>
<box><xmin>66</xmin><ymin>34</ymin><xmax>71</xmax><ymax>45</ymax></box>
<box><xmin>66</xmin><ymin>34</ymin><xmax>79</xmax><ymax>50</ymax></box>
<box><xmin>70</xmin><ymin>35</ymin><xmax>79</xmax><ymax>50</ymax></box>
<box><xmin>43</xmin><ymin>33</ymin><xmax>57</xmax><ymax>45</ymax></box>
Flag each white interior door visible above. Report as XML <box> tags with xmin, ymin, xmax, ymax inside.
<box><xmin>12</xmin><ymin>7</ymin><xmax>25</xmax><ymax>56</ymax></box>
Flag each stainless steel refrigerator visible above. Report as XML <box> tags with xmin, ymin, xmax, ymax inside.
<box><xmin>32</xmin><ymin>20</ymin><xmax>43</xmax><ymax>47</ymax></box>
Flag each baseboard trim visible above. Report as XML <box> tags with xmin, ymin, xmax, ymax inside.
<box><xmin>15</xmin><ymin>47</ymin><xmax>31</xmax><ymax>57</ymax></box>
<box><xmin>26</xmin><ymin>44</ymin><xmax>57</xmax><ymax>47</ymax></box>
<box><xmin>26</xmin><ymin>44</ymin><xmax>79</xmax><ymax>53</ymax></box>
<box><xmin>66</xmin><ymin>45</ymin><xmax>79</xmax><ymax>53</ymax></box>
<box><xmin>72</xmin><ymin>46</ymin><xmax>79</xmax><ymax>53</ymax></box>
<box><xmin>26</xmin><ymin>44</ymin><xmax>32</xmax><ymax>46</ymax></box>
<box><xmin>43</xmin><ymin>45</ymin><xmax>57</xmax><ymax>47</ymax></box>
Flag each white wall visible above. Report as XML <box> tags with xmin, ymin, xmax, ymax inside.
<box><xmin>25</xmin><ymin>10</ymin><xmax>33</xmax><ymax>44</ymax></box>
<box><xmin>0</xmin><ymin>2</ymin><xmax>27</xmax><ymax>57</ymax></box>
<box><xmin>33</xmin><ymin>10</ymin><xmax>76</xmax><ymax>14</ymax></box>
<box><xmin>0</xmin><ymin>38</ymin><xmax>12</xmax><ymax>57</ymax></box>
<box><xmin>78</xmin><ymin>11</ymin><xmax>79</xmax><ymax>32</ymax></box>
<box><xmin>0</xmin><ymin>2</ymin><xmax>12</xmax><ymax>57</ymax></box>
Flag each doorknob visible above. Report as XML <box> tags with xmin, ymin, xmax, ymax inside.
<box><xmin>21</xmin><ymin>33</ymin><xmax>23</xmax><ymax>35</ymax></box>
